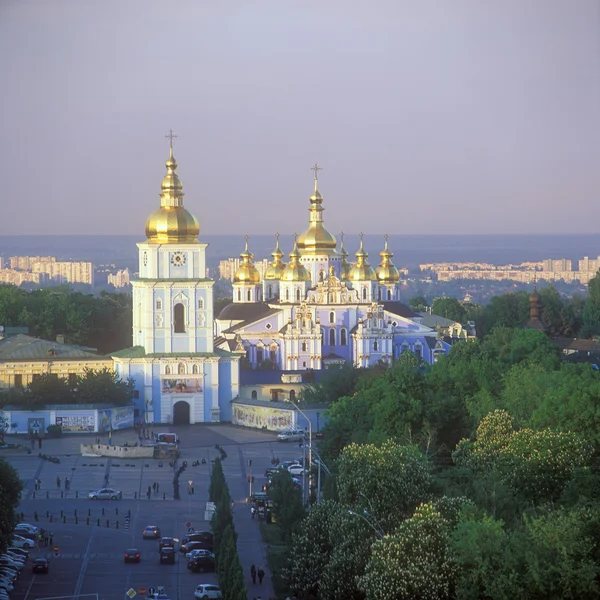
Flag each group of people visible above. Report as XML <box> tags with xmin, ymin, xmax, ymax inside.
<box><xmin>146</xmin><ymin>481</ymin><xmax>161</xmax><ymax>498</ymax></box>
<box><xmin>250</xmin><ymin>564</ymin><xmax>265</xmax><ymax>585</ymax></box>
<box><xmin>36</xmin><ymin>528</ymin><xmax>53</xmax><ymax>547</ymax></box>
<box><xmin>55</xmin><ymin>475</ymin><xmax>70</xmax><ymax>490</ymax></box>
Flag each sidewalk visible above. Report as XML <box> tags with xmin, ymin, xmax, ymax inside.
<box><xmin>224</xmin><ymin>451</ymin><xmax>275</xmax><ymax>600</ymax></box>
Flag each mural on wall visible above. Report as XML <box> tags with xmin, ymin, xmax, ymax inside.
<box><xmin>55</xmin><ymin>414</ymin><xmax>95</xmax><ymax>432</ymax></box>
<box><xmin>162</xmin><ymin>379</ymin><xmax>203</xmax><ymax>394</ymax></box>
<box><xmin>232</xmin><ymin>403</ymin><xmax>293</xmax><ymax>431</ymax></box>
<box><xmin>98</xmin><ymin>407</ymin><xmax>135</xmax><ymax>433</ymax></box>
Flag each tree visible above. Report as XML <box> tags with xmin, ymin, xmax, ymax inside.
<box><xmin>0</xmin><ymin>459</ymin><xmax>22</xmax><ymax>554</ymax></box>
<box><xmin>431</xmin><ymin>297</ymin><xmax>467</xmax><ymax>323</ymax></box>
<box><xmin>408</xmin><ymin>295</ymin><xmax>428</xmax><ymax>312</ymax></box>
<box><xmin>581</xmin><ymin>269</ymin><xmax>600</xmax><ymax>338</ymax></box>
<box><xmin>477</xmin><ymin>292</ymin><xmax>530</xmax><ymax>337</ymax></box>
<box><xmin>76</xmin><ymin>368</ymin><xmax>135</xmax><ymax>406</ymax></box>
<box><xmin>268</xmin><ymin>469</ymin><xmax>305</xmax><ymax>543</ymax></box>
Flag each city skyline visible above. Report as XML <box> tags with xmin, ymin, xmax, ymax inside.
<box><xmin>1</xmin><ymin>0</ymin><xmax>599</xmax><ymax>236</ymax></box>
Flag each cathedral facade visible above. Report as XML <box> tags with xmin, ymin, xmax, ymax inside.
<box><xmin>112</xmin><ymin>139</ymin><xmax>240</xmax><ymax>425</ymax></box>
<box><xmin>215</xmin><ymin>169</ymin><xmax>450</xmax><ymax>370</ymax></box>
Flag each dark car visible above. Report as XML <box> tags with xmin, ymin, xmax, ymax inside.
<box><xmin>187</xmin><ymin>554</ymin><xmax>216</xmax><ymax>573</ymax></box>
<box><xmin>13</xmin><ymin>529</ymin><xmax>36</xmax><ymax>541</ymax></box>
<box><xmin>124</xmin><ymin>549</ymin><xmax>140</xmax><ymax>563</ymax></box>
<box><xmin>159</xmin><ymin>537</ymin><xmax>175</xmax><ymax>550</ymax></box>
<box><xmin>181</xmin><ymin>531</ymin><xmax>213</xmax><ymax>546</ymax></box>
<box><xmin>142</xmin><ymin>525</ymin><xmax>161</xmax><ymax>539</ymax></box>
<box><xmin>32</xmin><ymin>558</ymin><xmax>49</xmax><ymax>574</ymax></box>
<box><xmin>159</xmin><ymin>547</ymin><xmax>176</xmax><ymax>564</ymax></box>
<box><xmin>180</xmin><ymin>541</ymin><xmax>212</xmax><ymax>555</ymax></box>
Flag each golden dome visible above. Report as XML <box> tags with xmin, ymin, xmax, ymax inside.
<box><xmin>145</xmin><ymin>141</ymin><xmax>200</xmax><ymax>244</ymax></box>
<box><xmin>349</xmin><ymin>234</ymin><xmax>377</xmax><ymax>281</ymax></box>
<box><xmin>297</xmin><ymin>166</ymin><xmax>338</xmax><ymax>255</ymax></box>
<box><xmin>234</xmin><ymin>236</ymin><xmax>261</xmax><ymax>284</ymax></box>
<box><xmin>281</xmin><ymin>236</ymin><xmax>311</xmax><ymax>282</ymax></box>
<box><xmin>264</xmin><ymin>233</ymin><xmax>287</xmax><ymax>280</ymax></box>
<box><xmin>376</xmin><ymin>235</ymin><xmax>400</xmax><ymax>283</ymax></box>
<box><xmin>339</xmin><ymin>232</ymin><xmax>352</xmax><ymax>280</ymax></box>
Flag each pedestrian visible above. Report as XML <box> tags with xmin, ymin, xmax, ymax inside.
<box><xmin>65</xmin><ymin>477</ymin><xmax>70</xmax><ymax>491</ymax></box>
<box><xmin>43</xmin><ymin>533</ymin><xmax>48</xmax><ymax>547</ymax></box>
<box><xmin>258</xmin><ymin>566</ymin><xmax>265</xmax><ymax>585</ymax></box>
<box><xmin>152</xmin><ymin>482</ymin><xmax>156</xmax><ymax>492</ymax></box>
<box><xmin>250</xmin><ymin>563</ymin><xmax>256</xmax><ymax>584</ymax></box>
<box><xmin>49</xmin><ymin>532</ymin><xmax>53</xmax><ymax>545</ymax></box>
<box><xmin>56</xmin><ymin>476</ymin><xmax>61</xmax><ymax>488</ymax></box>
<box><xmin>156</xmin><ymin>482</ymin><xmax>159</xmax><ymax>493</ymax></box>
<box><xmin>251</xmin><ymin>506</ymin><xmax>256</xmax><ymax>519</ymax></box>
<box><xmin>147</xmin><ymin>485</ymin><xmax>151</xmax><ymax>499</ymax></box>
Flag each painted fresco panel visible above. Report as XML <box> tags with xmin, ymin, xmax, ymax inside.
<box><xmin>55</xmin><ymin>411</ymin><xmax>95</xmax><ymax>432</ymax></box>
<box><xmin>162</xmin><ymin>378</ymin><xmax>203</xmax><ymax>394</ymax></box>
<box><xmin>97</xmin><ymin>406</ymin><xmax>134</xmax><ymax>433</ymax></box>
<box><xmin>232</xmin><ymin>403</ymin><xmax>294</xmax><ymax>431</ymax></box>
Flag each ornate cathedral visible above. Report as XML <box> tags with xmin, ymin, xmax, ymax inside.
<box><xmin>215</xmin><ymin>165</ymin><xmax>450</xmax><ymax>370</ymax></box>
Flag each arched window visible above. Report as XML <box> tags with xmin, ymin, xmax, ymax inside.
<box><xmin>178</xmin><ymin>363</ymin><xmax>185</xmax><ymax>374</ymax></box>
<box><xmin>247</xmin><ymin>290</ymin><xmax>251</xmax><ymax>301</ymax></box>
<box><xmin>373</xmin><ymin>341</ymin><xmax>378</xmax><ymax>352</ymax></box>
<box><xmin>329</xmin><ymin>293</ymin><xmax>333</xmax><ymax>303</ymax></box>
<box><xmin>257</xmin><ymin>348</ymin><xmax>263</xmax><ymax>363</ymax></box>
<box><xmin>296</xmin><ymin>289</ymin><xmax>301</xmax><ymax>302</ymax></box>
<box><xmin>329</xmin><ymin>311</ymin><xmax>335</xmax><ymax>323</ymax></box>
<box><xmin>192</xmin><ymin>364</ymin><xmax>199</xmax><ymax>374</ymax></box>
<box><xmin>329</xmin><ymin>329</ymin><xmax>335</xmax><ymax>346</ymax></box>
<box><xmin>362</xmin><ymin>288</ymin><xmax>367</xmax><ymax>300</ymax></box>
<box><xmin>285</xmin><ymin>289</ymin><xmax>290</xmax><ymax>301</ymax></box>
<box><xmin>387</xmin><ymin>289</ymin><xmax>391</xmax><ymax>300</ymax></box>
<box><xmin>237</xmin><ymin>290</ymin><xmax>241</xmax><ymax>301</ymax></box>
<box><xmin>268</xmin><ymin>285</ymin><xmax>272</xmax><ymax>298</ymax></box>
<box><xmin>321</xmin><ymin>328</ymin><xmax>325</xmax><ymax>345</ymax></box>
<box><xmin>156</xmin><ymin>298</ymin><xmax>162</xmax><ymax>310</ymax></box>
<box><xmin>414</xmin><ymin>345</ymin><xmax>422</xmax><ymax>359</ymax></box>
<box><xmin>270</xmin><ymin>348</ymin><xmax>277</xmax><ymax>363</ymax></box>
<box><xmin>290</xmin><ymin>390</ymin><xmax>296</xmax><ymax>401</ymax></box>
<box><xmin>301</xmin><ymin>342</ymin><xmax>307</xmax><ymax>352</ymax></box>
<box><xmin>198</xmin><ymin>298</ymin><xmax>204</xmax><ymax>309</ymax></box>
<box><xmin>378</xmin><ymin>289</ymin><xmax>381</xmax><ymax>300</ymax></box>
<box><xmin>341</xmin><ymin>329</ymin><xmax>347</xmax><ymax>345</ymax></box>
<box><xmin>319</xmin><ymin>270</ymin><xmax>324</xmax><ymax>282</ymax></box>
<box><xmin>165</xmin><ymin>365</ymin><xmax>171</xmax><ymax>375</ymax></box>
<box><xmin>174</xmin><ymin>303</ymin><xmax>185</xmax><ymax>333</ymax></box>
<box><xmin>251</xmin><ymin>390</ymin><xmax>257</xmax><ymax>399</ymax></box>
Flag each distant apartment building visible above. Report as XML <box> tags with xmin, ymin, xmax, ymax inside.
<box><xmin>30</xmin><ymin>261</ymin><xmax>94</xmax><ymax>285</ymax></box>
<box><xmin>10</xmin><ymin>256</ymin><xmax>56</xmax><ymax>270</ymax></box>
<box><xmin>218</xmin><ymin>257</ymin><xmax>270</xmax><ymax>281</ymax></box>
<box><xmin>108</xmin><ymin>268</ymin><xmax>131</xmax><ymax>288</ymax></box>
<box><xmin>543</xmin><ymin>258</ymin><xmax>572</xmax><ymax>272</ymax></box>
<box><xmin>579</xmin><ymin>256</ymin><xmax>600</xmax><ymax>274</ymax></box>
<box><xmin>0</xmin><ymin>269</ymin><xmax>46</xmax><ymax>285</ymax></box>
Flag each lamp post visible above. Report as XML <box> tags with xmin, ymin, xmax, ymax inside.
<box><xmin>310</xmin><ymin>447</ymin><xmax>331</xmax><ymax>504</ymax></box>
<box><xmin>289</xmin><ymin>400</ymin><xmax>312</xmax><ymax>505</ymax></box>
<box><xmin>347</xmin><ymin>509</ymin><xmax>384</xmax><ymax>538</ymax></box>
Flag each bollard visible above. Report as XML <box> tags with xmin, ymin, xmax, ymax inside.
<box><xmin>60</xmin><ymin>510</ymin><xmax>64</xmax><ymax>518</ymax></box>
<box><xmin>102</xmin><ymin>507</ymin><xmax>105</xmax><ymax>516</ymax></box>
<box><xmin>63</xmin><ymin>515</ymin><xmax>66</xmax><ymax>524</ymax></box>
<box><xmin>134</xmin><ymin>492</ymin><xmax>137</xmax><ymax>499</ymax></box>
<box><xmin>163</xmin><ymin>492</ymin><xmax>166</xmax><ymax>500</ymax></box>
<box><xmin>87</xmin><ymin>517</ymin><xmax>90</xmax><ymax>526</ymax></box>
<box><xmin>61</xmin><ymin>491</ymin><xmax>64</xmax><ymax>499</ymax></box>
<box><xmin>116</xmin><ymin>520</ymin><xmax>119</xmax><ymax>529</ymax></box>
<box><xmin>88</xmin><ymin>508</ymin><xmax>91</xmax><ymax>517</ymax></box>
<box><xmin>115</xmin><ymin>507</ymin><xmax>118</xmax><ymax>515</ymax></box>
<box><xmin>34</xmin><ymin>511</ymin><xmax>38</xmax><ymax>521</ymax></box>
<box><xmin>97</xmin><ymin>518</ymin><xmax>100</xmax><ymax>526</ymax></box>
<box><xmin>46</xmin><ymin>491</ymin><xmax>49</xmax><ymax>499</ymax></box>
<box><xmin>46</xmin><ymin>510</ymin><xmax>49</xmax><ymax>518</ymax></box>
<box><xmin>74</xmin><ymin>509</ymin><xmax>77</xmax><ymax>517</ymax></box>
<box><xmin>75</xmin><ymin>517</ymin><xmax>78</xmax><ymax>525</ymax></box>
<box><xmin>106</xmin><ymin>520</ymin><xmax>109</xmax><ymax>528</ymax></box>
<box><xmin>127</xmin><ymin>509</ymin><xmax>131</xmax><ymax>518</ymax></box>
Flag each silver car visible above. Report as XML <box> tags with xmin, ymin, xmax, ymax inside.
<box><xmin>277</xmin><ymin>429</ymin><xmax>306</xmax><ymax>442</ymax></box>
<box><xmin>88</xmin><ymin>488</ymin><xmax>122</xmax><ymax>500</ymax></box>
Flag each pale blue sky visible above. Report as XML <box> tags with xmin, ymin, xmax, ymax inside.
<box><xmin>1</xmin><ymin>0</ymin><xmax>598</xmax><ymax>235</ymax></box>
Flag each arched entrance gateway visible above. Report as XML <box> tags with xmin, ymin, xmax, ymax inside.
<box><xmin>173</xmin><ymin>401</ymin><xmax>190</xmax><ymax>425</ymax></box>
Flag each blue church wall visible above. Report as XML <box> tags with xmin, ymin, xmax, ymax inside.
<box><xmin>1</xmin><ymin>410</ymin><xmax>53</xmax><ymax>435</ymax></box>
<box><xmin>218</xmin><ymin>361</ymin><xmax>234</xmax><ymax>422</ymax></box>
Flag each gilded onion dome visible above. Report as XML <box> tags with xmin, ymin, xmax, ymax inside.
<box><xmin>281</xmin><ymin>236</ymin><xmax>311</xmax><ymax>282</ymax></box>
<box><xmin>296</xmin><ymin>164</ymin><xmax>338</xmax><ymax>255</ymax></box>
<box><xmin>339</xmin><ymin>232</ymin><xmax>352</xmax><ymax>280</ymax></box>
<box><xmin>234</xmin><ymin>236</ymin><xmax>261</xmax><ymax>284</ymax></box>
<box><xmin>264</xmin><ymin>233</ymin><xmax>286</xmax><ymax>280</ymax></box>
<box><xmin>145</xmin><ymin>134</ymin><xmax>200</xmax><ymax>243</ymax></box>
<box><xmin>349</xmin><ymin>234</ymin><xmax>377</xmax><ymax>281</ymax></box>
<box><xmin>376</xmin><ymin>235</ymin><xmax>400</xmax><ymax>283</ymax></box>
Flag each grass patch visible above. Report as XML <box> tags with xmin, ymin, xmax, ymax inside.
<box><xmin>259</xmin><ymin>522</ymin><xmax>291</xmax><ymax>599</ymax></box>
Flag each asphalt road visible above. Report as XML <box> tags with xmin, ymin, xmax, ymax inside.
<box><xmin>2</xmin><ymin>424</ymin><xmax>302</xmax><ymax>600</ymax></box>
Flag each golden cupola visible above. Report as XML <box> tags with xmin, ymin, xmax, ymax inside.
<box><xmin>145</xmin><ymin>134</ymin><xmax>200</xmax><ymax>244</ymax></box>
<box><xmin>376</xmin><ymin>235</ymin><xmax>400</xmax><ymax>283</ymax></box>
<box><xmin>281</xmin><ymin>236</ymin><xmax>311</xmax><ymax>282</ymax></box>
<box><xmin>339</xmin><ymin>232</ymin><xmax>352</xmax><ymax>280</ymax></box>
<box><xmin>296</xmin><ymin>164</ymin><xmax>338</xmax><ymax>255</ymax></box>
<box><xmin>349</xmin><ymin>234</ymin><xmax>377</xmax><ymax>281</ymax></box>
<box><xmin>233</xmin><ymin>236</ymin><xmax>261</xmax><ymax>284</ymax></box>
<box><xmin>264</xmin><ymin>233</ymin><xmax>286</xmax><ymax>280</ymax></box>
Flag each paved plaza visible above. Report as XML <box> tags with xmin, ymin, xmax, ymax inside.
<box><xmin>2</xmin><ymin>424</ymin><xmax>302</xmax><ymax>600</ymax></box>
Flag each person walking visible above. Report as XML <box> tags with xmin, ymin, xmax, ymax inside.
<box><xmin>147</xmin><ymin>485</ymin><xmax>152</xmax><ymax>499</ymax></box>
<box><xmin>156</xmin><ymin>482</ymin><xmax>160</xmax><ymax>493</ymax></box>
<box><xmin>257</xmin><ymin>566</ymin><xmax>265</xmax><ymax>585</ymax></box>
<box><xmin>65</xmin><ymin>477</ymin><xmax>70</xmax><ymax>491</ymax></box>
<box><xmin>152</xmin><ymin>482</ymin><xmax>157</xmax><ymax>492</ymax></box>
<box><xmin>250</xmin><ymin>564</ymin><xmax>257</xmax><ymax>584</ymax></box>
<box><xmin>56</xmin><ymin>476</ymin><xmax>61</xmax><ymax>488</ymax></box>
<box><xmin>49</xmin><ymin>532</ymin><xmax>53</xmax><ymax>545</ymax></box>
<box><xmin>250</xmin><ymin>505</ymin><xmax>256</xmax><ymax>519</ymax></box>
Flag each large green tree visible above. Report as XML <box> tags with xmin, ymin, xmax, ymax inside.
<box><xmin>0</xmin><ymin>459</ymin><xmax>22</xmax><ymax>554</ymax></box>
<box><xmin>431</xmin><ymin>297</ymin><xmax>467</xmax><ymax>323</ymax></box>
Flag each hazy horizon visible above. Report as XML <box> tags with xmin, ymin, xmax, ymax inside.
<box><xmin>1</xmin><ymin>0</ymin><xmax>599</xmax><ymax>236</ymax></box>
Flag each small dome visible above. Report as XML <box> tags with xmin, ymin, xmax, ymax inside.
<box><xmin>349</xmin><ymin>236</ymin><xmax>377</xmax><ymax>281</ymax></box>
<box><xmin>376</xmin><ymin>236</ymin><xmax>400</xmax><ymax>283</ymax></box>
<box><xmin>297</xmin><ymin>173</ymin><xmax>337</xmax><ymax>253</ymax></box>
<box><xmin>339</xmin><ymin>235</ymin><xmax>352</xmax><ymax>280</ymax></box>
<box><xmin>282</xmin><ymin>239</ymin><xmax>311</xmax><ymax>282</ymax></box>
<box><xmin>264</xmin><ymin>234</ymin><xmax>286</xmax><ymax>280</ymax></box>
<box><xmin>234</xmin><ymin>237</ymin><xmax>260</xmax><ymax>284</ymax></box>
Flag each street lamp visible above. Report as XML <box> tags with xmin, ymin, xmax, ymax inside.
<box><xmin>347</xmin><ymin>510</ymin><xmax>384</xmax><ymax>538</ymax></box>
<box><xmin>359</xmin><ymin>491</ymin><xmax>385</xmax><ymax>535</ymax></box>
<box><xmin>288</xmin><ymin>400</ymin><xmax>312</xmax><ymax>505</ymax></box>
<box><xmin>310</xmin><ymin>447</ymin><xmax>331</xmax><ymax>504</ymax></box>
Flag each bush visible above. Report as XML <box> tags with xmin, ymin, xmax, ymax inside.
<box><xmin>46</xmin><ymin>424</ymin><xmax>62</xmax><ymax>438</ymax></box>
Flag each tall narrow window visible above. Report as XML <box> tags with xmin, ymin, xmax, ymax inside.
<box><xmin>270</xmin><ymin>348</ymin><xmax>277</xmax><ymax>363</ymax></box>
<box><xmin>296</xmin><ymin>289</ymin><xmax>301</xmax><ymax>302</ymax></box>
<box><xmin>247</xmin><ymin>290</ymin><xmax>251</xmax><ymax>302</ymax></box>
<box><xmin>257</xmin><ymin>348</ymin><xmax>263</xmax><ymax>363</ymax></box>
<box><xmin>268</xmin><ymin>285</ymin><xmax>272</xmax><ymax>298</ymax></box>
<box><xmin>387</xmin><ymin>289</ymin><xmax>392</xmax><ymax>300</ymax></box>
<box><xmin>174</xmin><ymin>303</ymin><xmax>185</xmax><ymax>333</ymax></box>
<box><xmin>251</xmin><ymin>390</ymin><xmax>257</xmax><ymax>399</ymax></box>
<box><xmin>329</xmin><ymin>311</ymin><xmax>335</xmax><ymax>323</ymax></box>
<box><xmin>362</xmin><ymin>288</ymin><xmax>367</xmax><ymax>300</ymax></box>
<box><xmin>156</xmin><ymin>298</ymin><xmax>162</xmax><ymax>310</ymax></box>
<box><xmin>165</xmin><ymin>365</ymin><xmax>171</xmax><ymax>375</ymax></box>
<box><xmin>192</xmin><ymin>364</ymin><xmax>199</xmax><ymax>374</ymax></box>
<box><xmin>378</xmin><ymin>289</ymin><xmax>381</xmax><ymax>300</ymax></box>
<box><xmin>178</xmin><ymin>363</ymin><xmax>185</xmax><ymax>374</ymax></box>
<box><xmin>341</xmin><ymin>329</ymin><xmax>347</xmax><ymax>345</ymax></box>
<box><xmin>302</xmin><ymin>342</ymin><xmax>307</xmax><ymax>352</ymax></box>
<box><xmin>374</xmin><ymin>341</ymin><xmax>378</xmax><ymax>352</ymax></box>
<box><xmin>237</xmin><ymin>290</ymin><xmax>241</xmax><ymax>301</ymax></box>
<box><xmin>321</xmin><ymin>328</ymin><xmax>325</xmax><ymax>345</ymax></box>
<box><xmin>319</xmin><ymin>270</ymin><xmax>324</xmax><ymax>282</ymax></box>
<box><xmin>198</xmin><ymin>298</ymin><xmax>204</xmax><ymax>309</ymax></box>
<box><xmin>285</xmin><ymin>289</ymin><xmax>290</xmax><ymax>301</ymax></box>
<box><xmin>14</xmin><ymin>374</ymin><xmax>22</xmax><ymax>388</ymax></box>
<box><xmin>329</xmin><ymin>329</ymin><xmax>336</xmax><ymax>346</ymax></box>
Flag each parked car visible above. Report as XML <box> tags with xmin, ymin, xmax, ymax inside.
<box><xmin>287</xmin><ymin>464</ymin><xmax>307</xmax><ymax>476</ymax></box>
<box><xmin>158</xmin><ymin>537</ymin><xmax>175</xmax><ymax>550</ymax></box>
<box><xmin>32</xmin><ymin>558</ymin><xmax>49</xmax><ymax>574</ymax></box>
<box><xmin>193</xmin><ymin>584</ymin><xmax>222</xmax><ymax>599</ymax></box>
<box><xmin>186</xmin><ymin>549</ymin><xmax>214</xmax><ymax>560</ymax></box>
<box><xmin>124</xmin><ymin>549</ymin><xmax>140</xmax><ymax>563</ymax></box>
<box><xmin>159</xmin><ymin>548</ymin><xmax>176</xmax><ymax>564</ymax></box>
<box><xmin>11</xmin><ymin>534</ymin><xmax>35</xmax><ymax>549</ymax></box>
<box><xmin>88</xmin><ymin>488</ymin><xmax>122</xmax><ymax>500</ymax></box>
<box><xmin>180</xmin><ymin>541</ymin><xmax>212</xmax><ymax>555</ymax></box>
<box><xmin>142</xmin><ymin>525</ymin><xmax>161</xmax><ymax>539</ymax></box>
<box><xmin>181</xmin><ymin>531</ymin><xmax>213</xmax><ymax>546</ymax></box>
<box><xmin>277</xmin><ymin>429</ymin><xmax>306</xmax><ymax>442</ymax></box>
<box><xmin>187</xmin><ymin>554</ymin><xmax>216</xmax><ymax>573</ymax></box>
<box><xmin>13</xmin><ymin>529</ymin><xmax>37</xmax><ymax>541</ymax></box>
<box><xmin>0</xmin><ymin>579</ymin><xmax>14</xmax><ymax>592</ymax></box>
<box><xmin>7</xmin><ymin>547</ymin><xmax>29</xmax><ymax>559</ymax></box>
<box><xmin>15</xmin><ymin>524</ymin><xmax>38</xmax><ymax>534</ymax></box>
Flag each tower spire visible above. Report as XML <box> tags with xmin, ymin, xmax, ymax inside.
<box><xmin>165</xmin><ymin>129</ymin><xmax>178</xmax><ymax>158</ymax></box>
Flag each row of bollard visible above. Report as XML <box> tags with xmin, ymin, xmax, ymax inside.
<box><xmin>32</xmin><ymin>490</ymin><xmax>79</xmax><ymax>499</ymax></box>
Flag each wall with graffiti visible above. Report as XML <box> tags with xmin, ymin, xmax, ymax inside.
<box><xmin>97</xmin><ymin>406</ymin><xmax>134</xmax><ymax>433</ymax></box>
<box><xmin>231</xmin><ymin>402</ymin><xmax>295</xmax><ymax>431</ymax></box>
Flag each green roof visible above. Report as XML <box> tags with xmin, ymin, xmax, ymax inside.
<box><xmin>110</xmin><ymin>346</ymin><xmax>238</xmax><ymax>359</ymax></box>
<box><xmin>0</xmin><ymin>334</ymin><xmax>109</xmax><ymax>361</ymax></box>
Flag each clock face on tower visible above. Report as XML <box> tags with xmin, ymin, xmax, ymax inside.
<box><xmin>170</xmin><ymin>252</ymin><xmax>186</xmax><ymax>266</ymax></box>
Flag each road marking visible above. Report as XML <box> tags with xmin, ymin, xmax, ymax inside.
<box><xmin>72</xmin><ymin>518</ymin><xmax>97</xmax><ymax>598</ymax></box>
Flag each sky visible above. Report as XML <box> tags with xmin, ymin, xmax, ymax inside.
<box><xmin>0</xmin><ymin>0</ymin><xmax>599</xmax><ymax>236</ymax></box>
